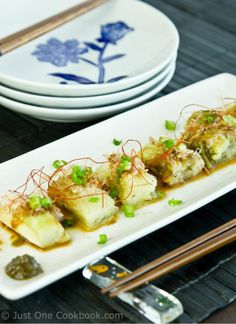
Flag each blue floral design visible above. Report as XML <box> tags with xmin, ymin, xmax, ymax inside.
<box><xmin>32</xmin><ymin>22</ymin><xmax>134</xmax><ymax>84</ymax></box>
<box><xmin>97</xmin><ymin>22</ymin><xmax>134</xmax><ymax>44</ymax></box>
<box><xmin>32</xmin><ymin>38</ymin><xmax>88</xmax><ymax>67</ymax></box>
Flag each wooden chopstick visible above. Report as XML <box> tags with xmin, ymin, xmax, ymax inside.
<box><xmin>0</xmin><ymin>0</ymin><xmax>107</xmax><ymax>56</ymax></box>
<box><xmin>102</xmin><ymin>219</ymin><xmax>236</xmax><ymax>294</ymax></box>
<box><xmin>109</xmin><ymin>224</ymin><xmax>236</xmax><ymax>297</ymax></box>
<box><xmin>101</xmin><ymin>219</ymin><xmax>236</xmax><ymax>297</ymax></box>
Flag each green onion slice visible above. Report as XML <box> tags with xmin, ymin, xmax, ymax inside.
<box><xmin>113</xmin><ymin>138</ymin><xmax>122</xmax><ymax>146</ymax></box>
<box><xmin>223</xmin><ymin>115</ymin><xmax>236</xmax><ymax>127</ymax></box>
<box><xmin>40</xmin><ymin>197</ymin><xmax>52</xmax><ymax>208</ymax></box>
<box><xmin>163</xmin><ymin>139</ymin><xmax>175</xmax><ymax>150</ymax></box>
<box><xmin>165</xmin><ymin>120</ymin><xmax>176</xmax><ymax>131</ymax></box>
<box><xmin>97</xmin><ymin>234</ymin><xmax>108</xmax><ymax>244</ymax></box>
<box><xmin>28</xmin><ymin>196</ymin><xmax>52</xmax><ymax>210</ymax></box>
<box><xmin>52</xmin><ymin>160</ymin><xmax>67</xmax><ymax>169</ymax></box>
<box><xmin>168</xmin><ymin>198</ymin><xmax>182</xmax><ymax>206</ymax></box>
<box><xmin>28</xmin><ymin>196</ymin><xmax>42</xmax><ymax>210</ymax></box>
<box><xmin>117</xmin><ymin>155</ymin><xmax>131</xmax><ymax>175</ymax></box>
<box><xmin>124</xmin><ymin>204</ymin><xmax>135</xmax><ymax>217</ymax></box>
<box><xmin>156</xmin><ymin>191</ymin><xmax>166</xmax><ymax>199</ymax></box>
<box><xmin>109</xmin><ymin>187</ymin><xmax>119</xmax><ymax>199</ymax></box>
<box><xmin>71</xmin><ymin>165</ymin><xmax>91</xmax><ymax>185</ymax></box>
<box><xmin>89</xmin><ymin>196</ymin><xmax>100</xmax><ymax>203</ymax></box>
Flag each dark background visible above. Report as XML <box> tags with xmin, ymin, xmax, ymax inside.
<box><xmin>0</xmin><ymin>0</ymin><xmax>236</xmax><ymax>322</ymax></box>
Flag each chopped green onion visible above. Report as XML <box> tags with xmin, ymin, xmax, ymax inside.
<box><xmin>40</xmin><ymin>197</ymin><xmax>52</xmax><ymax>209</ymax></box>
<box><xmin>156</xmin><ymin>191</ymin><xmax>166</xmax><ymax>199</ymax></box>
<box><xmin>113</xmin><ymin>138</ymin><xmax>122</xmax><ymax>146</ymax></box>
<box><xmin>223</xmin><ymin>115</ymin><xmax>236</xmax><ymax>127</ymax></box>
<box><xmin>71</xmin><ymin>165</ymin><xmax>90</xmax><ymax>186</ymax></box>
<box><xmin>165</xmin><ymin>120</ymin><xmax>176</xmax><ymax>131</ymax></box>
<box><xmin>97</xmin><ymin>234</ymin><xmax>108</xmax><ymax>245</ymax></box>
<box><xmin>206</xmin><ymin>114</ymin><xmax>217</xmax><ymax>123</ymax></box>
<box><xmin>109</xmin><ymin>187</ymin><xmax>119</xmax><ymax>199</ymax></box>
<box><xmin>28</xmin><ymin>196</ymin><xmax>53</xmax><ymax>210</ymax></box>
<box><xmin>124</xmin><ymin>204</ymin><xmax>135</xmax><ymax>217</ymax></box>
<box><xmin>62</xmin><ymin>215</ymin><xmax>77</xmax><ymax>228</ymax></box>
<box><xmin>168</xmin><ymin>198</ymin><xmax>182</xmax><ymax>206</ymax></box>
<box><xmin>28</xmin><ymin>196</ymin><xmax>41</xmax><ymax>210</ymax></box>
<box><xmin>89</xmin><ymin>196</ymin><xmax>100</xmax><ymax>203</ymax></box>
<box><xmin>199</xmin><ymin>113</ymin><xmax>217</xmax><ymax>124</ymax></box>
<box><xmin>163</xmin><ymin>139</ymin><xmax>175</xmax><ymax>150</ymax></box>
<box><xmin>117</xmin><ymin>155</ymin><xmax>131</xmax><ymax>175</ymax></box>
<box><xmin>52</xmin><ymin>160</ymin><xmax>67</xmax><ymax>169</ymax></box>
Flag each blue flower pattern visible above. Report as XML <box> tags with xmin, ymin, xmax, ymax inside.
<box><xmin>97</xmin><ymin>22</ymin><xmax>134</xmax><ymax>44</ymax></box>
<box><xmin>32</xmin><ymin>22</ymin><xmax>134</xmax><ymax>84</ymax></box>
<box><xmin>32</xmin><ymin>38</ymin><xmax>88</xmax><ymax>67</ymax></box>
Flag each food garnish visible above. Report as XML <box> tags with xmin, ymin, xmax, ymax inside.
<box><xmin>124</xmin><ymin>204</ymin><xmax>135</xmax><ymax>217</ymax></box>
<box><xmin>162</xmin><ymin>139</ymin><xmax>175</xmax><ymax>150</ymax></box>
<box><xmin>165</xmin><ymin>120</ymin><xmax>176</xmax><ymax>131</ymax></box>
<box><xmin>156</xmin><ymin>191</ymin><xmax>166</xmax><ymax>199</ymax></box>
<box><xmin>97</xmin><ymin>234</ymin><xmax>108</xmax><ymax>245</ymax></box>
<box><xmin>89</xmin><ymin>196</ymin><xmax>100</xmax><ymax>203</ymax></box>
<box><xmin>52</xmin><ymin>160</ymin><xmax>67</xmax><ymax>169</ymax></box>
<box><xmin>28</xmin><ymin>195</ymin><xmax>52</xmax><ymax>210</ymax></box>
<box><xmin>168</xmin><ymin>199</ymin><xmax>182</xmax><ymax>206</ymax></box>
<box><xmin>113</xmin><ymin>138</ymin><xmax>122</xmax><ymax>146</ymax></box>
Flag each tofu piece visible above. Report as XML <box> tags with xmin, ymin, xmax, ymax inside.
<box><xmin>185</xmin><ymin>105</ymin><xmax>236</xmax><ymax>168</ymax></box>
<box><xmin>142</xmin><ymin>138</ymin><xmax>205</xmax><ymax>186</ymax></box>
<box><xmin>0</xmin><ymin>194</ymin><xmax>70</xmax><ymax>249</ymax></box>
<box><xmin>48</xmin><ymin>165</ymin><xmax>118</xmax><ymax>231</ymax></box>
<box><xmin>119</xmin><ymin>170</ymin><xmax>157</xmax><ymax>205</ymax></box>
<box><xmin>95</xmin><ymin>154</ymin><xmax>157</xmax><ymax>206</ymax></box>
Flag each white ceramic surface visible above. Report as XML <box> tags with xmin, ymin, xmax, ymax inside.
<box><xmin>0</xmin><ymin>73</ymin><xmax>235</xmax><ymax>300</ymax></box>
<box><xmin>0</xmin><ymin>65</ymin><xmax>175</xmax><ymax>122</ymax></box>
<box><xmin>0</xmin><ymin>0</ymin><xmax>179</xmax><ymax>96</ymax></box>
<box><xmin>0</xmin><ymin>58</ymin><xmax>176</xmax><ymax>108</ymax></box>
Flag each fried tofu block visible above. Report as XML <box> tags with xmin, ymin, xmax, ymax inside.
<box><xmin>48</xmin><ymin>165</ymin><xmax>118</xmax><ymax>231</ymax></box>
<box><xmin>95</xmin><ymin>153</ymin><xmax>157</xmax><ymax>206</ymax></box>
<box><xmin>0</xmin><ymin>194</ymin><xmax>70</xmax><ymax>249</ymax></box>
<box><xmin>184</xmin><ymin>105</ymin><xmax>236</xmax><ymax>168</ymax></box>
<box><xmin>142</xmin><ymin>138</ymin><xmax>205</xmax><ymax>186</ymax></box>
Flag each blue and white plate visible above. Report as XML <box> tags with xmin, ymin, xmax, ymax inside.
<box><xmin>0</xmin><ymin>64</ymin><xmax>175</xmax><ymax>122</ymax></box>
<box><xmin>0</xmin><ymin>57</ymin><xmax>176</xmax><ymax>108</ymax></box>
<box><xmin>0</xmin><ymin>0</ymin><xmax>179</xmax><ymax>97</ymax></box>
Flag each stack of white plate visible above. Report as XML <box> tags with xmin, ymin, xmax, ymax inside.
<box><xmin>0</xmin><ymin>0</ymin><xmax>179</xmax><ymax>122</ymax></box>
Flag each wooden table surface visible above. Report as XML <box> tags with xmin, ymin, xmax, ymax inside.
<box><xmin>0</xmin><ymin>0</ymin><xmax>236</xmax><ymax>322</ymax></box>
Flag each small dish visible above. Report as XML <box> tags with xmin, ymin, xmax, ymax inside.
<box><xmin>0</xmin><ymin>0</ymin><xmax>179</xmax><ymax>96</ymax></box>
<box><xmin>0</xmin><ymin>64</ymin><xmax>175</xmax><ymax>122</ymax></box>
<box><xmin>0</xmin><ymin>57</ymin><xmax>176</xmax><ymax>108</ymax></box>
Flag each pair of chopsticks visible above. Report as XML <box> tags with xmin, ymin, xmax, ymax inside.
<box><xmin>0</xmin><ymin>0</ymin><xmax>107</xmax><ymax>56</ymax></box>
<box><xmin>102</xmin><ymin>219</ymin><xmax>236</xmax><ymax>297</ymax></box>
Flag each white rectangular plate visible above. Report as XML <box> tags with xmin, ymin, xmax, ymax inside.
<box><xmin>0</xmin><ymin>73</ymin><xmax>236</xmax><ymax>300</ymax></box>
